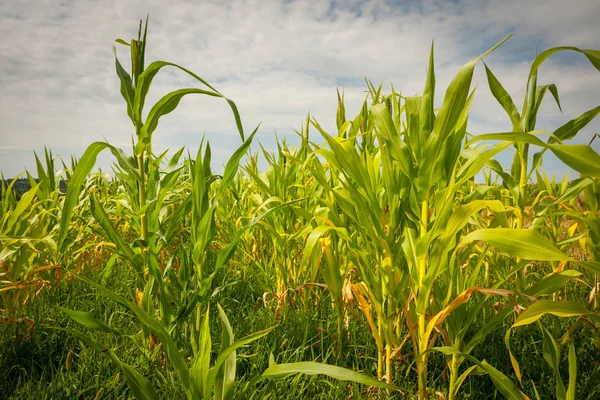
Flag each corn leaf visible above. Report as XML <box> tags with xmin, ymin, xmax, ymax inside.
<box><xmin>135</xmin><ymin>61</ymin><xmax>245</xmax><ymax>140</ymax></box>
<box><xmin>214</xmin><ymin>304</ymin><xmax>236</xmax><ymax>400</ymax></box>
<box><xmin>460</xmin><ymin>228</ymin><xmax>568</xmax><ymax>261</ymax></box>
<box><xmin>262</xmin><ymin>361</ymin><xmax>403</xmax><ymax>391</ymax></box>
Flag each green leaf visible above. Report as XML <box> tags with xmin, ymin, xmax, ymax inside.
<box><xmin>566</xmin><ymin>340</ymin><xmax>577</xmax><ymax>400</ymax></box>
<box><xmin>524</xmin><ymin>270</ymin><xmax>581</xmax><ymax>297</ymax></box>
<box><xmin>580</xmin><ymin>261</ymin><xmax>600</xmax><ymax>276</ymax></box>
<box><xmin>452</xmin><ymin>365</ymin><xmax>478</xmax><ymax>399</ymax></box>
<box><xmin>262</xmin><ymin>361</ymin><xmax>403</xmax><ymax>391</ymax></box>
<box><xmin>119</xmin><ymin>360</ymin><xmax>159</xmax><ymax>400</ymax></box>
<box><xmin>460</xmin><ymin>228</ymin><xmax>568</xmax><ymax>261</ymax></box>
<box><xmin>469</xmin><ymin>131</ymin><xmax>600</xmax><ymax>178</ymax></box>
<box><xmin>420</xmin><ymin>41</ymin><xmax>435</xmax><ymax>135</ymax></box>
<box><xmin>421</xmin><ymin>35</ymin><xmax>511</xmax><ymax>191</ymax></box>
<box><xmin>191</xmin><ymin>306</ymin><xmax>212</xmax><ymax>398</ymax></box>
<box><xmin>552</xmin><ymin>105</ymin><xmax>600</xmax><ymax>142</ymax></box>
<box><xmin>58</xmin><ymin>142</ymin><xmax>109</xmax><ymax>251</ymax></box>
<box><xmin>480</xmin><ymin>360</ymin><xmax>528</xmax><ymax>400</ymax></box>
<box><xmin>371</xmin><ymin>103</ymin><xmax>413</xmax><ymax>177</ymax></box>
<box><xmin>141</xmin><ymin>277</ymin><xmax>155</xmax><ymax>340</ymax></box>
<box><xmin>33</xmin><ymin>152</ymin><xmax>48</xmax><ymax>197</ymax></box>
<box><xmin>547</xmin><ymin>143</ymin><xmax>600</xmax><ymax>178</ymax></box>
<box><xmin>140</xmin><ymin>88</ymin><xmax>221</xmax><ymax>147</ymax></box>
<box><xmin>506</xmin><ymin>300</ymin><xmax>590</xmax><ymax>385</ymax></box>
<box><xmin>115</xmin><ymin>38</ymin><xmax>130</xmax><ymax>46</ymax></box>
<box><xmin>539</xmin><ymin>323</ymin><xmax>566</xmax><ymax>398</ymax></box>
<box><xmin>135</xmin><ymin>61</ymin><xmax>245</xmax><ymax>141</ymax></box>
<box><xmin>56</xmin><ymin>142</ymin><xmax>139</xmax><ymax>252</ymax></box>
<box><xmin>430</xmin><ymin>35</ymin><xmax>512</xmax><ymax>151</ymax></box>
<box><xmin>512</xmin><ymin>300</ymin><xmax>590</xmax><ymax>328</ymax></box>
<box><xmin>454</xmin><ymin>143</ymin><xmax>511</xmax><ymax>188</ymax></box>
<box><xmin>89</xmin><ymin>193</ymin><xmax>141</xmax><ymax>272</ymax></box>
<box><xmin>405</xmin><ymin>96</ymin><xmax>423</xmax><ymax>157</ymax></box>
<box><xmin>214</xmin><ymin>304</ymin><xmax>236</xmax><ymax>400</ymax></box>
<box><xmin>438</xmin><ymin>200</ymin><xmax>505</xmax><ymax>243</ymax></box>
<box><xmin>5</xmin><ymin>183</ymin><xmax>39</xmax><ymax>233</ymax></box>
<box><xmin>521</xmin><ymin>47</ymin><xmax>600</xmax><ymax>125</ymax></box>
<box><xmin>221</xmin><ymin>126</ymin><xmax>258</xmax><ymax>189</ymax></box>
<box><xmin>113</xmin><ymin>45</ymin><xmax>135</xmax><ymax>122</ymax></box>
<box><xmin>428</xmin><ymin>347</ymin><xmax>528</xmax><ymax>399</ymax></box>
<box><xmin>301</xmin><ymin>224</ymin><xmax>350</xmax><ymax>281</ymax></box>
<box><xmin>484</xmin><ymin>62</ymin><xmax>521</xmax><ymax>129</ymax></box>
<box><xmin>59</xmin><ymin>307</ymin><xmax>119</xmax><ymax>335</ymax></box>
<box><xmin>527</xmin><ymin>47</ymin><xmax>600</xmax><ymax>87</ymax></box>
<box><xmin>203</xmin><ymin>325</ymin><xmax>277</xmax><ymax>399</ymax></box>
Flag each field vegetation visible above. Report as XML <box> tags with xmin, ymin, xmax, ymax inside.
<box><xmin>2</xmin><ymin>18</ymin><xmax>600</xmax><ymax>399</ymax></box>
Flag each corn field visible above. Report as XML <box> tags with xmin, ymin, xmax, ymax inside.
<box><xmin>2</xmin><ymin>18</ymin><xmax>600</xmax><ymax>399</ymax></box>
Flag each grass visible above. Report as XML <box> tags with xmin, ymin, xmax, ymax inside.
<box><xmin>2</xmin><ymin>259</ymin><xmax>599</xmax><ymax>399</ymax></box>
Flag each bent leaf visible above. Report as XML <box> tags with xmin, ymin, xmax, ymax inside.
<box><xmin>460</xmin><ymin>228</ymin><xmax>568</xmax><ymax>261</ymax></box>
<box><xmin>262</xmin><ymin>361</ymin><xmax>403</xmax><ymax>391</ymax></box>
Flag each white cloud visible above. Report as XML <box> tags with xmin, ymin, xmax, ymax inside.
<box><xmin>0</xmin><ymin>0</ymin><xmax>599</xmax><ymax>178</ymax></box>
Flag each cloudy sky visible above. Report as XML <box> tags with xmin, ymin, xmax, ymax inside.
<box><xmin>1</xmin><ymin>0</ymin><xmax>599</xmax><ymax>179</ymax></box>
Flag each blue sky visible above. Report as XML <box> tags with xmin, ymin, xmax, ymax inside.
<box><xmin>0</xmin><ymin>0</ymin><xmax>599</xmax><ymax>179</ymax></box>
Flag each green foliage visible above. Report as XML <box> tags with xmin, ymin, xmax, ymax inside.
<box><xmin>2</xmin><ymin>17</ymin><xmax>600</xmax><ymax>400</ymax></box>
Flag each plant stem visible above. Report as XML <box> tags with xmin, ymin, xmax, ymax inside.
<box><xmin>136</xmin><ymin>123</ymin><xmax>149</xmax><ymax>287</ymax></box>
<box><xmin>385</xmin><ymin>343</ymin><xmax>392</xmax><ymax>384</ymax></box>
<box><xmin>448</xmin><ymin>353</ymin><xmax>459</xmax><ymax>400</ymax></box>
<box><xmin>417</xmin><ymin>199</ymin><xmax>429</xmax><ymax>400</ymax></box>
<box><xmin>336</xmin><ymin>303</ymin><xmax>343</xmax><ymax>360</ymax></box>
<box><xmin>137</xmin><ymin>153</ymin><xmax>148</xmax><ymax>242</ymax></box>
<box><xmin>377</xmin><ymin>319</ymin><xmax>384</xmax><ymax>380</ymax></box>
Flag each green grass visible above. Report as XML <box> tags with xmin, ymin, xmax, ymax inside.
<box><xmin>2</xmin><ymin>257</ymin><xmax>599</xmax><ymax>399</ymax></box>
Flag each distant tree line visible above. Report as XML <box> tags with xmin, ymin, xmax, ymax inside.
<box><xmin>1</xmin><ymin>177</ymin><xmax>67</xmax><ymax>199</ymax></box>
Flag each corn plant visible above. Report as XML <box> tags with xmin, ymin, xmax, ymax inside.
<box><xmin>51</xmin><ymin>15</ymin><xmax>265</xmax><ymax>392</ymax></box>
<box><xmin>241</xmin><ymin>123</ymin><xmax>321</xmax><ymax>306</ymax></box>
<box><xmin>58</xmin><ymin>272</ymin><xmax>275</xmax><ymax>400</ymax></box>
<box><xmin>298</xmin><ymin>38</ymin><xmax>600</xmax><ymax>399</ymax></box>
<box><xmin>50</xmin><ymin>16</ymin><xmax>402</xmax><ymax>400</ymax></box>
<box><xmin>466</xmin><ymin>47</ymin><xmax>600</xmax><ymax>399</ymax></box>
<box><xmin>482</xmin><ymin>47</ymin><xmax>600</xmax><ymax>231</ymax></box>
<box><xmin>304</xmin><ymin>38</ymin><xmax>515</xmax><ymax>395</ymax></box>
<box><xmin>0</xmin><ymin>149</ymin><xmax>67</xmax><ymax>326</ymax></box>
<box><xmin>4</xmin><ymin>13</ymin><xmax>600</xmax><ymax>398</ymax></box>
